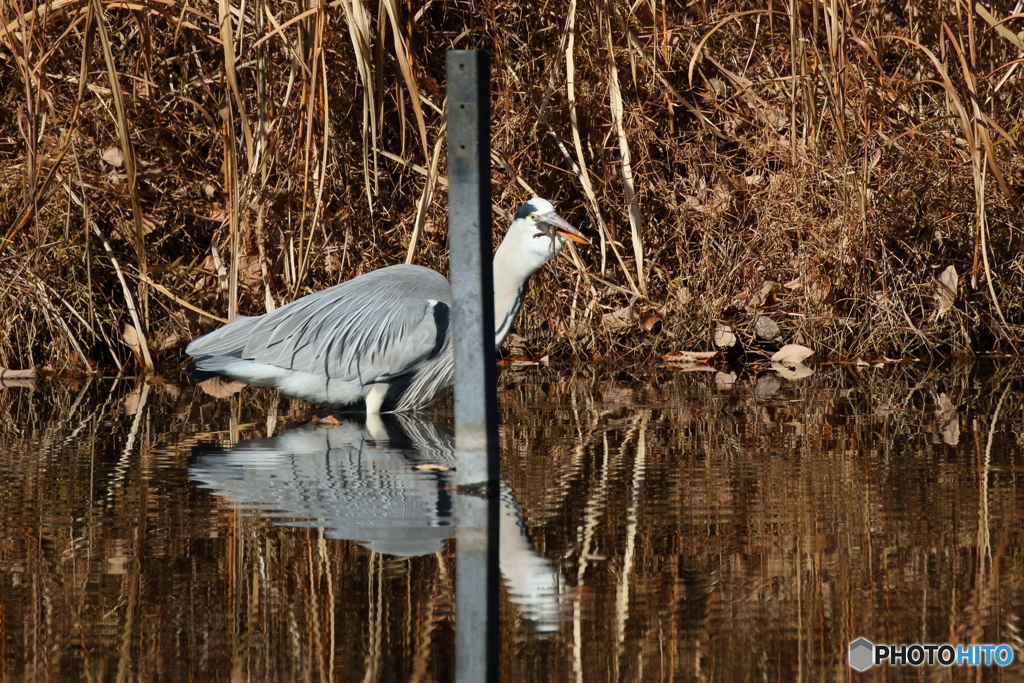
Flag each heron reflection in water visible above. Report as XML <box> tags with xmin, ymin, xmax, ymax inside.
<box><xmin>189</xmin><ymin>412</ymin><xmax>566</xmax><ymax>633</ymax></box>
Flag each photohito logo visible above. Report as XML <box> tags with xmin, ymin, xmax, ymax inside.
<box><xmin>849</xmin><ymin>638</ymin><xmax>1014</xmax><ymax>671</ymax></box>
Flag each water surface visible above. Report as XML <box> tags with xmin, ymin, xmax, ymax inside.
<box><xmin>2</xmin><ymin>362</ymin><xmax>1023</xmax><ymax>681</ymax></box>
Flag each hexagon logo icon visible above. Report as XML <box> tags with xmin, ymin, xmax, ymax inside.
<box><xmin>849</xmin><ymin>638</ymin><xmax>875</xmax><ymax>671</ymax></box>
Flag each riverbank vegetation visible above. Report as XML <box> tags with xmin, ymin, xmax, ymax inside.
<box><xmin>1</xmin><ymin>0</ymin><xmax>1022</xmax><ymax>374</ymax></box>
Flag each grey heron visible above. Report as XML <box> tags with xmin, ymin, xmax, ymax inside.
<box><xmin>186</xmin><ymin>197</ymin><xmax>586</xmax><ymax>413</ymax></box>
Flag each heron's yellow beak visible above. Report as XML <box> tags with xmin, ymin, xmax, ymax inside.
<box><xmin>543</xmin><ymin>212</ymin><xmax>589</xmax><ymax>245</ymax></box>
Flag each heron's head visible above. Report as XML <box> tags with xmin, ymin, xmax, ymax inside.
<box><xmin>508</xmin><ymin>198</ymin><xmax>588</xmax><ymax>264</ymax></box>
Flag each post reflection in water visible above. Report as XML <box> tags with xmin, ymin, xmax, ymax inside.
<box><xmin>1</xmin><ymin>364</ymin><xmax>1024</xmax><ymax>682</ymax></box>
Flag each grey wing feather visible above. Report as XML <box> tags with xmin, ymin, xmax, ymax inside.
<box><xmin>185</xmin><ymin>315</ymin><xmax>260</xmax><ymax>357</ymax></box>
<box><xmin>192</xmin><ymin>264</ymin><xmax>451</xmax><ymax>384</ymax></box>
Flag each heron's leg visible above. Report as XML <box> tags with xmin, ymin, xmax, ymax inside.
<box><xmin>364</xmin><ymin>411</ymin><xmax>387</xmax><ymax>439</ymax></box>
<box><xmin>364</xmin><ymin>383</ymin><xmax>389</xmax><ymax>415</ymax></box>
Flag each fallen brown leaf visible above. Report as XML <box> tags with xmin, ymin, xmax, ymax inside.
<box><xmin>641</xmin><ymin>311</ymin><xmax>662</xmax><ymax>333</ymax></box>
<box><xmin>935</xmin><ymin>265</ymin><xmax>957</xmax><ymax>318</ymax></box>
<box><xmin>199</xmin><ymin>376</ymin><xmax>247</xmax><ymax>398</ymax></box>
<box><xmin>771</xmin><ymin>344</ymin><xmax>814</xmax><ymax>365</ymax></box>
<box><xmin>602</xmin><ymin>305</ymin><xmax>636</xmax><ymax>331</ymax></box>
<box><xmin>0</xmin><ymin>366</ymin><xmax>38</xmax><ymax>379</ymax></box>
<box><xmin>714</xmin><ymin>324</ymin><xmax>737</xmax><ymax>348</ymax></box>
<box><xmin>770</xmin><ymin>360</ymin><xmax>814</xmax><ymax>380</ymax></box>
<box><xmin>663</xmin><ymin>350</ymin><xmax>718</xmax><ymax>364</ymax></box>
<box><xmin>122</xmin><ymin>324</ymin><xmax>144</xmax><ymax>364</ymax></box>
<box><xmin>102</xmin><ymin>146</ymin><xmax>124</xmax><ymax>167</ymax></box>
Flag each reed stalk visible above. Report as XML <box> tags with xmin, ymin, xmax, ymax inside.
<box><xmin>1</xmin><ymin>0</ymin><xmax>1021</xmax><ymax>369</ymax></box>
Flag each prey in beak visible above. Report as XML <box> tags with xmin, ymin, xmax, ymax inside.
<box><xmin>536</xmin><ymin>211</ymin><xmax>589</xmax><ymax>245</ymax></box>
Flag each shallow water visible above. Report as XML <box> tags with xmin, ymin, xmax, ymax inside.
<box><xmin>2</xmin><ymin>362</ymin><xmax>1023</xmax><ymax>682</ymax></box>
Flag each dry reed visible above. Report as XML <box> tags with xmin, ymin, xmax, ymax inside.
<box><xmin>1</xmin><ymin>0</ymin><xmax>1022</xmax><ymax>374</ymax></box>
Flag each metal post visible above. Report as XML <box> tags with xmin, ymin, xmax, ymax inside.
<box><xmin>448</xmin><ymin>50</ymin><xmax>500</xmax><ymax>483</ymax></box>
<box><xmin>447</xmin><ymin>50</ymin><xmax>500</xmax><ymax>683</ymax></box>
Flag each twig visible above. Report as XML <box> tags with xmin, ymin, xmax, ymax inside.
<box><xmin>90</xmin><ymin>222</ymin><xmax>154</xmax><ymax>370</ymax></box>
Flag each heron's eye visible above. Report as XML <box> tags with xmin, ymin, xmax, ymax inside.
<box><xmin>529</xmin><ymin>213</ymin><xmax>538</xmax><ymax>221</ymax></box>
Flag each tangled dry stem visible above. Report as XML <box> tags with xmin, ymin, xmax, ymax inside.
<box><xmin>1</xmin><ymin>0</ymin><xmax>1022</xmax><ymax>374</ymax></box>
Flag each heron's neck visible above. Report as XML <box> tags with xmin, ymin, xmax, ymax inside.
<box><xmin>491</xmin><ymin>235</ymin><xmax>545</xmax><ymax>347</ymax></box>
<box><xmin>494</xmin><ymin>281</ymin><xmax>528</xmax><ymax>347</ymax></box>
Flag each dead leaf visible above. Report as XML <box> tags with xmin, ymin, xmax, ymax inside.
<box><xmin>714</xmin><ymin>324</ymin><xmax>737</xmax><ymax>348</ymax></box>
<box><xmin>683</xmin><ymin>182</ymin><xmax>732</xmax><ymax>219</ymax></box>
<box><xmin>137</xmin><ymin>159</ymin><xmax>162</xmax><ymax>182</ymax></box>
<box><xmin>141</xmin><ymin>214</ymin><xmax>163</xmax><ymax>235</ymax></box>
<box><xmin>504</xmin><ymin>333</ymin><xmax>530</xmax><ymax>356</ymax></box>
<box><xmin>0</xmin><ymin>377</ymin><xmax>37</xmax><ymax>389</ymax></box>
<box><xmin>771</xmin><ymin>344</ymin><xmax>814</xmax><ymax>365</ymax></box>
<box><xmin>122</xmin><ymin>323</ymin><xmax>143</xmax><ymax>364</ymax></box>
<box><xmin>0</xmin><ymin>366</ymin><xmax>38</xmax><ymax>380</ymax></box>
<box><xmin>0</xmin><ymin>366</ymin><xmax>38</xmax><ymax>390</ymax></box>
<box><xmin>770</xmin><ymin>360</ymin><xmax>814</xmax><ymax>380</ymax></box>
<box><xmin>102</xmin><ymin>146</ymin><xmax>124</xmax><ymax>167</ymax></box>
<box><xmin>155</xmin><ymin>332</ymin><xmax>182</xmax><ymax>351</ymax></box>
<box><xmin>663</xmin><ymin>350</ymin><xmax>718</xmax><ymax>365</ymax></box>
<box><xmin>935</xmin><ymin>265</ymin><xmax>957</xmax><ymax>318</ymax></box>
<box><xmin>736</xmin><ymin>281</ymin><xmax>778</xmax><ymax>312</ymax></box>
<box><xmin>199</xmin><ymin>376</ymin><xmax>247</xmax><ymax>398</ymax></box>
<box><xmin>602</xmin><ymin>305</ymin><xmax>636</xmax><ymax>331</ymax></box>
<box><xmin>671</xmin><ymin>365</ymin><xmax>718</xmax><ymax>373</ymax></box>
<box><xmin>641</xmin><ymin>311</ymin><xmax>662</xmax><ymax>333</ymax></box>
<box><xmin>239</xmin><ymin>255</ymin><xmax>263</xmax><ymax>287</ymax></box>
<box><xmin>714</xmin><ymin>371</ymin><xmax>737</xmax><ymax>388</ymax></box>
<box><xmin>124</xmin><ymin>385</ymin><xmax>142</xmax><ymax>416</ymax></box>
<box><xmin>805</xmin><ymin>272</ymin><xmax>833</xmax><ymax>311</ymax></box>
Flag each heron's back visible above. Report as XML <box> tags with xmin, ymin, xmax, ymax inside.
<box><xmin>187</xmin><ymin>264</ymin><xmax>454</xmax><ymax>410</ymax></box>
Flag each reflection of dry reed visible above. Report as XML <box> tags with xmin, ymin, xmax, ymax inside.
<box><xmin>499</xmin><ymin>362</ymin><xmax>1024</xmax><ymax>680</ymax></box>
<box><xmin>2</xmin><ymin>1</ymin><xmax>1023</xmax><ymax>374</ymax></box>
<box><xmin>1</xmin><ymin>363</ymin><xmax>1024</xmax><ymax>679</ymax></box>
<box><xmin>0</xmin><ymin>376</ymin><xmax>458</xmax><ymax>682</ymax></box>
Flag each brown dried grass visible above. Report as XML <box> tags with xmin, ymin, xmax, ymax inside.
<box><xmin>1</xmin><ymin>0</ymin><xmax>1022</xmax><ymax>373</ymax></box>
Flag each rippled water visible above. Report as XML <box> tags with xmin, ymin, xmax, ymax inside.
<box><xmin>2</xmin><ymin>363</ymin><xmax>1023</xmax><ymax>682</ymax></box>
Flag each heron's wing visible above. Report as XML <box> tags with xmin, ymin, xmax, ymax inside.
<box><xmin>242</xmin><ymin>265</ymin><xmax>451</xmax><ymax>383</ymax></box>
<box><xmin>185</xmin><ymin>315</ymin><xmax>261</xmax><ymax>357</ymax></box>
